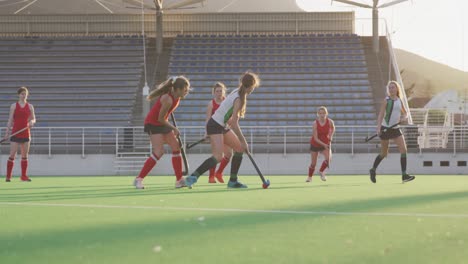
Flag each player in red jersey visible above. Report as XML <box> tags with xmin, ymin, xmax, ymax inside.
<box><xmin>205</xmin><ymin>82</ymin><xmax>232</xmax><ymax>183</ymax></box>
<box><xmin>4</xmin><ymin>87</ymin><xmax>36</xmax><ymax>182</ymax></box>
<box><xmin>133</xmin><ymin>76</ymin><xmax>191</xmax><ymax>189</ymax></box>
<box><xmin>307</xmin><ymin>106</ymin><xmax>335</xmax><ymax>182</ymax></box>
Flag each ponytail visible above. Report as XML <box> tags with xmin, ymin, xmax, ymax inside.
<box><xmin>237</xmin><ymin>72</ymin><xmax>260</xmax><ymax>118</ymax></box>
<box><xmin>147</xmin><ymin>76</ymin><xmax>190</xmax><ymax>101</ymax></box>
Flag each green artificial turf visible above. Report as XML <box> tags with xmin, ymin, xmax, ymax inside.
<box><xmin>1</xmin><ymin>175</ymin><xmax>467</xmax><ymax>264</ymax></box>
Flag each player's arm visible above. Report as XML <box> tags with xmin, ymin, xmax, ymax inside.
<box><xmin>328</xmin><ymin>119</ymin><xmax>335</xmax><ymax>143</ymax></box>
<box><xmin>205</xmin><ymin>101</ymin><xmax>213</xmax><ymax>124</ymax></box>
<box><xmin>400</xmin><ymin>103</ymin><xmax>409</xmax><ymax>124</ymax></box>
<box><xmin>204</xmin><ymin>101</ymin><xmax>213</xmax><ymax>138</ymax></box>
<box><xmin>28</xmin><ymin>104</ymin><xmax>36</xmax><ymax>128</ymax></box>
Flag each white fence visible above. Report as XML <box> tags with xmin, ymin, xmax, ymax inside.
<box><xmin>1</xmin><ymin>125</ymin><xmax>467</xmax><ymax>157</ymax></box>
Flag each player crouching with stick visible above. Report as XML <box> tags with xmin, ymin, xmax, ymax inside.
<box><xmin>133</xmin><ymin>76</ymin><xmax>191</xmax><ymax>189</ymax></box>
<box><xmin>307</xmin><ymin>106</ymin><xmax>335</xmax><ymax>182</ymax></box>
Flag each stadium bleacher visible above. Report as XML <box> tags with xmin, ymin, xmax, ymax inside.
<box><xmin>0</xmin><ymin>33</ymin><xmax>376</xmax><ymax>131</ymax></box>
<box><xmin>0</xmin><ymin>36</ymin><xmax>144</xmax><ymax>127</ymax></box>
<box><xmin>168</xmin><ymin>33</ymin><xmax>376</xmax><ymax>127</ymax></box>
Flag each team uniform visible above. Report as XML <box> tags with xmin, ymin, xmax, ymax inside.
<box><xmin>6</xmin><ymin>102</ymin><xmax>33</xmax><ymax>182</ymax></box>
<box><xmin>11</xmin><ymin>102</ymin><xmax>31</xmax><ymax>142</ymax></box>
<box><xmin>144</xmin><ymin>93</ymin><xmax>180</xmax><ymax>134</ymax></box>
<box><xmin>370</xmin><ymin>95</ymin><xmax>415</xmax><ymax>183</ymax></box>
<box><xmin>207</xmin><ymin>88</ymin><xmax>240</xmax><ymax>135</ymax></box>
<box><xmin>185</xmin><ymin>88</ymin><xmax>247</xmax><ymax>188</ymax></box>
<box><xmin>379</xmin><ymin>97</ymin><xmax>403</xmax><ymax>140</ymax></box>
<box><xmin>135</xmin><ymin>93</ymin><xmax>184</xmax><ymax>188</ymax></box>
<box><xmin>208</xmin><ymin>98</ymin><xmax>230</xmax><ymax>183</ymax></box>
<box><xmin>307</xmin><ymin>117</ymin><xmax>333</xmax><ymax>181</ymax></box>
<box><xmin>310</xmin><ymin>118</ymin><xmax>331</xmax><ymax>152</ymax></box>
<box><xmin>211</xmin><ymin>98</ymin><xmax>221</xmax><ymax>115</ymax></box>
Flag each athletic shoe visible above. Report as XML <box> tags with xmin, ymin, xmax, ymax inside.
<box><xmin>5</xmin><ymin>179</ymin><xmax>11</xmax><ymax>182</ymax></box>
<box><xmin>369</xmin><ymin>168</ymin><xmax>376</xmax><ymax>183</ymax></box>
<box><xmin>20</xmin><ymin>176</ymin><xmax>31</xmax><ymax>182</ymax></box>
<box><xmin>185</xmin><ymin>175</ymin><xmax>198</xmax><ymax>189</ymax></box>
<box><xmin>305</xmin><ymin>176</ymin><xmax>312</xmax><ymax>183</ymax></box>
<box><xmin>215</xmin><ymin>173</ymin><xmax>224</xmax><ymax>183</ymax></box>
<box><xmin>402</xmin><ymin>174</ymin><xmax>415</xmax><ymax>183</ymax></box>
<box><xmin>175</xmin><ymin>178</ymin><xmax>187</xmax><ymax>188</ymax></box>
<box><xmin>208</xmin><ymin>177</ymin><xmax>217</xmax><ymax>184</ymax></box>
<box><xmin>319</xmin><ymin>171</ymin><xmax>327</xmax><ymax>181</ymax></box>
<box><xmin>133</xmin><ymin>177</ymin><xmax>144</xmax><ymax>189</ymax></box>
<box><xmin>227</xmin><ymin>180</ymin><xmax>248</xmax><ymax>189</ymax></box>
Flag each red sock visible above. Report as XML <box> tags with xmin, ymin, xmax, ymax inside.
<box><xmin>172</xmin><ymin>151</ymin><xmax>183</xmax><ymax>181</ymax></box>
<box><xmin>138</xmin><ymin>153</ymin><xmax>158</xmax><ymax>179</ymax></box>
<box><xmin>6</xmin><ymin>158</ymin><xmax>14</xmax><ymax>180</ymax></box>
<box><xmin>21</xmin><ymin>158</ymin><xmax>28</xmax><ymax>178</ymax></box>
<box><xmin>320</xmin><ymin>160</ymin><xmax>329</xmax><ymax>172</ymax></box>
<box><xmin>215</xmin><ymin>156</ymin><xmax>230</xmax><ymax>175</ymax></box>
<box><xmin>209</xmin><ymin>168</ymin><xmax>215</xmax><ymax>178</ymax></box>
<box><xmin>308</xmin><ymin>166</ymin><xmax>315</xmax><ymax>177</ymax></box>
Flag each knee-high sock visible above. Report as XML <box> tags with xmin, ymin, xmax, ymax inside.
<box><xmin>229</xmin><ymin>152</ymin><xmax>243</xmax><ymax>182</ymax></box>
<box><xmin>138</xmin><ymin>152</ymin><xmax>159</xmax><ymax>179</ymax></box>
<box><xmin>401</xmin><ymin>153</ymin><xmax>407</xmax><ymax>175</ymax></box>
<box><xmin>172</xmin><ymin>151</ymin><xmax>183</xmax><ymax>181</ymax></box>
<box><xmin>209</xmin><ymin>168</ymin><xmax>215</xmax><ymax>178</ymax></box>
<box><xmin>319</xmin><ymin>160</ymin><xmax>328</xmax><ymax>172</ymax></box>
<box><xmin>6</xmin><ymin>158</ymin><xmax>14</xmax><ymax>180</ymax></box>
<box><xmin>308</xmin><ymin>165</ymin><xmax>315</xmax><ymax>177</ymax></box>
<box><xmin>215</xmin><ymin>156</ymin><xmax>230</xmax><ymax>175</ymax></box>
<box><xmin>21</xmin><ymin>158</ymin><xmax>28</xmax><ymax>177</ymax></box>
<box><xmin>191</xmin><ymin>156</ymin><xmax>218</xmax><ymax>178</ymax></box>
<box><xmin>372</xmin><ymin>154</ymin><xmax>384</xmax><ymax>170</ymax></box>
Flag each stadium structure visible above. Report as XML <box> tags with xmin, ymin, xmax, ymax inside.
<box><xmin>0</xmin><ymin>0</ymin><xmax>467</xmax><ymax>176</ymax></box>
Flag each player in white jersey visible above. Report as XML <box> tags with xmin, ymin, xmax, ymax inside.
<box><xmin>185</xmin><ymin>72</ymin><xmax>260</xmax><ymax>189</ymax></box>
<box><xmin>369</xmin><ymin>81</ymin><xmax>415</xmax><ymax>184</ymax></box>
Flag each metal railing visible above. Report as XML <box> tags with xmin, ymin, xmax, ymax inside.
<box><xmin>1</xmin><ymin>125</ymin><xmax>467</xmax><ymax>157</ymax></box>
<box><xmin>0</xmin><ymin>13</ymin><xmax>354</xmax><ymax>36</ymax></box>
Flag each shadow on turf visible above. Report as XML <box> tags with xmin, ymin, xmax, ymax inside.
<box><xmin>0</xmin><ymin>180</ymin><xmax>327</xmax><ymax>202</ymax></box>
<box><xmin>2</xmin><ymin>188</ymin><xmax>468</xmax><ymax>264</ymax></box>
<box><xmin>0</xmin><ymin>186</ymin><xmax>295</xmax><ymax>202</ymax></box>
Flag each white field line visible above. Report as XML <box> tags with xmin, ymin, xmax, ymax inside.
<box><xmin>1</xmin><ymin>202</ymin><xmax>468</xmax><ymax>219</ymax></box>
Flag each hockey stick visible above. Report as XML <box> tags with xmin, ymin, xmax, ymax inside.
<box><xmin>0</xmin><ymin>126</ymin><xmax>29</xmax><ymax>144</ymax></box>
<box><xmin>246</xmin><ymin>152</ymin><xmax>270</xmax><ymax>189</ymax></box>
<box><xmin>170</xmin><ymin>113</ymin><xmax>189</xmax><ymax>175</ymax></box>
<box><xmin>364</xmin><ymin>122</ymin><xmax>401</xmax><ymax>143</ymax></box>
<box><xmin>186</xmin><ymin>137</ymin><xmax>207</xmax><ymax>150</ymax></box>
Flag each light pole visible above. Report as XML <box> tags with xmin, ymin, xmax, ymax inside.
<box><xmin>125</xmin><ymin>0</ymin><xmax>206</xmax><ymax>55</ymax></box>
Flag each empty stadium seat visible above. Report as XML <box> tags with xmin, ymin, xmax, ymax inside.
<box><xmin>0</xmin><ymin>36</ymin><xmax>143</xmax><ymax>127</ymax></box>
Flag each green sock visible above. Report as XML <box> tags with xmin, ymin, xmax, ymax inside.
<box><xmin>229</xmin><ymin>152</ymin><xmax>243</xmax><ymax>182</ymax></box>
<box><xmin>192</xmin><ymin>156</ymin><xmax>218</xmax><ymax>178</ymax></box>
<box><xmin>372</xmin><ymin>154</ymin><xmax>384</xmax><ymax>170</ymax></box>
<box><xmin>401</xmin><ymin>153</ymin><xmax>407</xmax><ymax>176</ymax></box>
